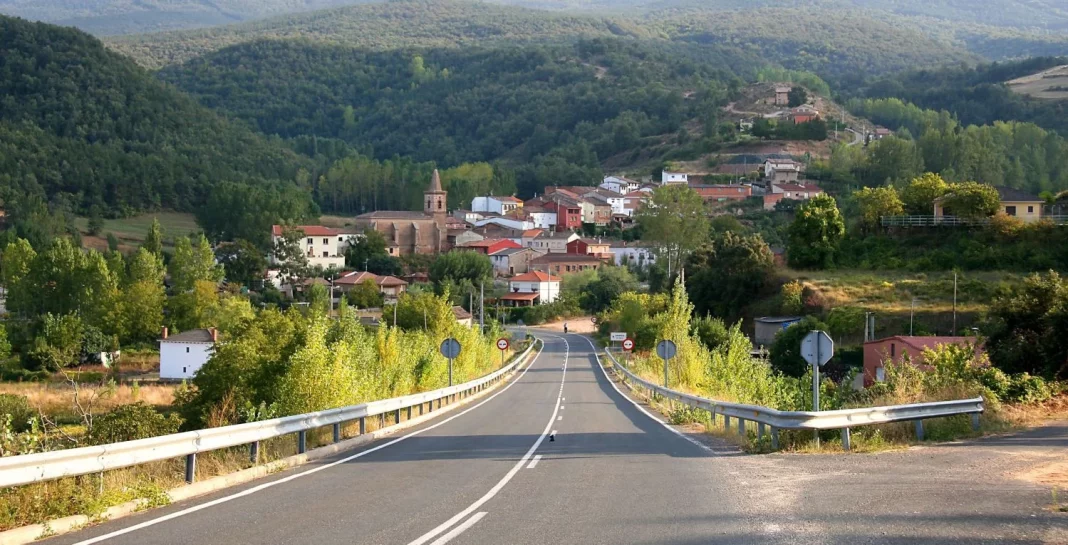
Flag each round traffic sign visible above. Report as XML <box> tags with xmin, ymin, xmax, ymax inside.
<box><xmin>439</xmin><ymin>338</ymin><xmax>461</xmax><ymax>359</ymax></box>
<box><xmin>656</xmin><ymin>339</ymin><xmax>678</xmax><ymax>360</ymax></box>
<box><xmin>496</xmin><ymin>338</ymin><xmax>510</xmax><ymax>351</ymax></box>
<box><xmin>622</xmin><ymin>338</ymin><xmax>635</xmax><ymax>351</ymax></box>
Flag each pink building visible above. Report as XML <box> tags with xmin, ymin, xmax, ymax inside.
<box><xmin>863</xmin><ymin>336</ymin><xmax>982</xmax><ymax>387</ymax></box>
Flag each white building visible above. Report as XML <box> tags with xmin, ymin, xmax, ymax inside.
<box><xmin>524</xmin><ymin>208</ymin><xmax>557</xmax><ymax>229</ymax></box>
<box><xmin>271</xmin><ymin>225</ymin><xmax>354</xmax><ymax>270</ymax></box>
<box><xmin>661</xmin><ymin>172</ymin><xmax>689</xmax><ymax>185</ymax></box>
<box><xmin>601</xmin><ymin>176</ymin><xmax>640</xmax><ymax>194</ymax></box>
<box><xmin>610</xmin><ymin>244</ymin><xmax>657</xmax><ymax>269</ymax></box>
<box><xmin>764</xmin><ymin>159</ymin><xmax>802</xmax><ymax>184</ymax></box>
<box><xmin>503</xmin><ymin>271</ymin><xmax>562</xmax><ymax>305</ymax></box>
<box><xmin>471</xmin><ymin>196</ymin><xmax>523</xmax><ymax>215</ymax></box>
<box><xmin>474</xmin><ymin>216</ymin><xmax>533</xmax><ymax>231</ymax></box>
<box><xmin>528</xmin><ymin>231</ymin><xmax>580</xmax><ymax>253</ymax></box>
<box><xmin>159</xmin><ymin>327</ymin><xmax>217</xmax><ymax>380</ymax></box>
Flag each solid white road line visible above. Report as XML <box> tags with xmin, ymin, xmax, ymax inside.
<box><xmin>526</xmin><ymin>455</ymin><xmax>542</xmax><ymax>469</ymax></box>
<box><xmin>581</xmin><ymin>336</ymin><xmax>713</xmax><ymax>454</ymax></box>
<box><xmin>427</xmin><ymin>512</ymin><xmax>488</xmax><ymax>545</ymax></box>
<box><xmin>405</xmin><ymin>337</ymin><xmax>570</xmax><ymax>545</ymax></box>
<box><xmin>69</xmin><ymin>342</ymin><xmax>549</xmax><ymax>545</ymax></box>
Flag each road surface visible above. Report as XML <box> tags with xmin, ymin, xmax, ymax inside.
<box><xmin>44</xmin><ymin>333</ymin><xmax>1067</xmax><ymax>545</ymax></box>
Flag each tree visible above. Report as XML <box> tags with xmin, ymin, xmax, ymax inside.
<box><xmin>853</xmin><ymin>186</ymin><xmax>903</xmax><ymax>232</ymax></box>
<box><xmin>691</xmin><ymin>316</ymin><xmax>729</xmax><ymax>352</ymax></box>
<box><xmin>788</xmin><ymin>86</ymin><xmax>808</xmax><ymax>108</ymax></box>
<box><xmin>271</xmin><ymin>226</ymin><xmax>310</xmax><ymax>287</ymax></box>
<box><xmin>367</xmin><ymin>255</ymin><xmax>403</xmax><ymax>276</ymax></box>
<box><xmin>345</xmin><ymin>229</ymin><xmax>389</xmax><ymax>270</ymax></box>
<box><xmin>169</xmin><ymin>280</ymin><xmax>221</xmax><ymax>331</ymax></box>
<box><xmin>685</xmin><ymin>232</ymin><xmax>774</xmax><ymax>321</ymax></box>
<box><xmin>169</xmin><ymin>234</ymin><xmax>224</xmax><ymax>293</ymax></box>
<box><xmin>787</xmin><ymin>195</ymin><xmax>846</xmax><ymax>269</ymax></box>
<box><xmin>87</xmin><ymin>213</ymin><xmax>104</xmax><ymax>236</ymax></box>
<box><xmin>216</xmin><ymin>240</ymin><xmax>267</xmax><ymax>288</ymax></box>
<box><xmin>1</xmin><ymin>238</ymin><xmax>36</xmax><ymax>315</ymax></box>
<box><xmin>27</xmin><ymin>313</ymin><xmax>84</xmax><ymax>371</ymax></box>
<box><xmin>769</xmin><ymin>316</ymin><xmax>828</xmax><ymax>378</ymax></box>
<box><xmin>349</xmin><ymin>279</ymin><xmax>385</xmax><ymax>309</ymax></box>
<box><xmin>941</xmin><ymin>182</ymin><xmax>1000</xmax><ymax>219</ymax></box>
<box><xmin>429</xmin><ymin>251</ymin><xmax>492</xmax><ymax>289</ymax></box>
<box><xmin>636</xmin><ymin>185</ymin><xmax>710</xmax><ymax>279</ymax></box>
<box><xmin>901</xmin><ymin>173</ymin><xmax>950</xmax><ymax>215</ymax></box>
<box><xmin>582</xmin><ymin>266</ymin><xmax>639</xmax><ymax>314</ymax></box>
<box><xmin>984</xmin><ymin>271</ymin><xmax>1068</xmax><ymax>379</ymax></box>
<box><xmin>865</xmin><ymin>136</ymin><xmax>924</xmax><ymax>186</ymax></box>
<box><xmin>143</xmin><ymin>218</ymin><xmax>163</xmax><ymax>257</ymax></box>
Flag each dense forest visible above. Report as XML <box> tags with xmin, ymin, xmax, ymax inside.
<box><xmin>0</xmin><ymin>15</ymin><xmax>315</xmax><ymax>228</ymax></box>
<box><xmin>842</xmin><ymin>57</ymin><xmax>1068</xmax><ymax>136</ymax></box>
<box><xmin>159</xmin><ymin>38</ymin><xmax>754</xmax><ymax>195</ymax></box>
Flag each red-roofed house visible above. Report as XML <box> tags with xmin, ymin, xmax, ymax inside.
<box><xmin>271</xmin><ymin>225</ymin><xmax>356</xmax><ymax>269</ymax></box>
<box><xmin>770</xmin><ymin>181</ymin><xmax>824</xmax><ymax>201</ymax></box>
<box><xmin>566</xmin><ymin>238</ymin><xmax>612</xmax><ymax>259</ymax></box>
<box><xmin>502</xmin><ymin>271</ymin><xmax>562</xmax><ymax>306</ymax></box>
<box><xmin>334</xmin><ymin>271</ymin><xmax>409</xmax><ymax>302</ymax></box>
<box><xmin>622</xmin><ymin>191</ymin><xmax>650</xmax><ymax>217</ymax></box>
<box><xmin>691</xmin><ymin>185</ymin><xmax>752</xmax><ymax>202</ymax></box>
<box><xmin>863</xmin><ymin>336</ymin><xmax>984</xmax><ymax>387</ymax></box>
<box><xmin>459</xmin><ymin>238</ymin><xmax>522</xmax><ymax>255</ymax></box>
<box><xmin>540</xmin><ymin>194</ymin><xmax>583</xmax><ymax>230</ymax></box>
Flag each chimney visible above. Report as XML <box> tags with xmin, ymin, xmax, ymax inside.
<box><xmin>209</xmin><ymin>327</ymin><xmax>218</xmax><ymax>343</ymax></box>
<box><xmin>161</xmin><ymin>326</ymin><xmax>168</xmax><ymax>340</ymax></box>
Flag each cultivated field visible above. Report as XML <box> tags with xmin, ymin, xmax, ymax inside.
<box><xmin>75</xmin><ymin>212</ymin><xmax>200</xmax><ymax>252</ymax></box>
<box><xmin>1006</xmin><ymin>64</ymin><xmax>1068</xmax><ymax>100</ymax></box>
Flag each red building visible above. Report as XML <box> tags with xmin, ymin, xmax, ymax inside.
<box><xmin>690</xmin><ymin>185</ymin><xmax>752</xmax><ymax>202</ymax></box>
<box><xmin>459</xmin><ymin>238</ymin><xmax>522</xmax><ymax>255</ymax></box>
<box><xmin>863</xmin><ymin>336</ymin><xmax>983</xmax><ymax>387</ymax></box>
<box><xmin>566</xmin><ymin>238</ymin><xmax>612</xmax><ymax>258</ymax></box>
<box><xmin>543</xmin><ymin>195</ymin><xmax>583</xmax><ymax>230</ymax></box>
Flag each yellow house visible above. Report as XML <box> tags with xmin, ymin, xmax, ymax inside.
<box><xmin>933</xmin><ymin>186</ymin><xmax>1045</xmax><ymax>223</ymax></box>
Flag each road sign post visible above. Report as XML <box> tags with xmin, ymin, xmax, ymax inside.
<box><xmin>621</xmin><ymin>338</ymin><xmax>635</xmax><ymax>368</ymax></box>
<box><xmin>656</xmin><ymin>340</ymin><xmax>677</xmax><ymax>388</ymax></box>
<box><xmin>496</xmin><ymin>337</ymin><xmax>509</xmax><ymax>368</ymax></box>
<box><xmin>440</xmin><ymin>338</ymin><xmax>462</xmax><ymax>386</ymax></box>
<box><xmin>801</xmin><ymin>330</ymin><xmax>834</xmax><ymax>446</ymax></box>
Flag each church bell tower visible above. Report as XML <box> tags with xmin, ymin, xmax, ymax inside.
<box><xmin>425</xmin><ymin>169</ymin><xmax>447</xmax><ymax>223</ymax></box>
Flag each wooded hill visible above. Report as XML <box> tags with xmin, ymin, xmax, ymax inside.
<box><xmin>0</xmin><ymin>15</ymin><xmax>313</xmax><ymax>219</ymax></box>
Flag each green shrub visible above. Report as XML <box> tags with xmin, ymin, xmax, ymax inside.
<box><xmin>90</xmin><ymin>403</ymin><xmax>182</xmax><ymax>445</ymax></box>
<box><xmin>0</xmin><ymin>394</ymin><xmax>35</xmax><ymax>432</ymax></box>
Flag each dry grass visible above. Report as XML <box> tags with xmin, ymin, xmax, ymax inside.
<box><xmin>0</xmin><ymin>382</ymin><xmax>176</xmax><ymax>422</ymax></box>
<box><xmin>1006</xmin><ymin>64</ymin><xmax>1068</xmax><ymax>100</ymax></box>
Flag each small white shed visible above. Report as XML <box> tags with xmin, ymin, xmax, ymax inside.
<box><xmin>159</xmin><ymin>327</ymin><xmax>217</xmax><ymax>380</ymax></box>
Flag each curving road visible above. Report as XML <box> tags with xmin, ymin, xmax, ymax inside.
<box><xmin>42</xmin><ymin>333</ymin><xmax>1067</xmax><ymax>545</ymax></box>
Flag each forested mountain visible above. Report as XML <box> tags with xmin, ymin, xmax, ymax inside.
<box><xmin>0</xmin><ymin>0</ymin><xmax>368</xmax><ymax>35</ymax></box>
<box><xmin>106</xmin><ymin>0</ymin><xmax>972</xmax><ymax>81</ymax></box>
<box><xmin>159</xmin><ymin>37</ymin><xmax>755</xmax><ymax>196</ymax></box>
<box><xmin>0</xmin><ymin>15</ymin><xmax>313</xmax><ymax>223</ymax></box>
<box><xmin>842</xmin><ymin>57</ymin><xmax>1068</xmax><ymax>135</ymax></box>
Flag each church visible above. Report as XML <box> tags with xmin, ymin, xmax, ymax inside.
<box><xmin>351</xmin><ymin>169</ymin><xmax>450</xmax><ymax>256</ymax></box>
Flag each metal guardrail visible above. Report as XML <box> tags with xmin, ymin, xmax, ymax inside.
<box><xmin>0</xmin><ymin>340</ymin><xmax>539</xmax><ymax>489</ymax></box>
<box><xmin>882</xmin><ymin>214</ymin><xmax>1068</xmax><ymax>227</ymax></box>
<box><xmin>603</xmin><ymin>350</ymin><xmax>983</xmax><ymax>450</ymax></box>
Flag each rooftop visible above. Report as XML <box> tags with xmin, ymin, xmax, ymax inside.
<box><xmin>994</xmin><ymin>186</ymin><xmax>1043</xmax><ymax>203</ymax></box>
<box><xmin>162</xmin><ymin>328</ymin><xmax>216</xmax><ymax>343</ymax></box>
<box><xmin>272</xmin><ymin>225</ymin><xmax>338</xmax><ymax>237</ymax></box>
<box><xmin>500</xmin><ymin>292</ymin><xmax>540</xmax><ymax>302</ymax></box>
<box><xmin>356</xmin><ymin>211</ymin><xmax>432</xmax><ymax>220</ymax></box>
<box><xmin>512</xmin><ymin>271</ymin><xmax>562</xmax><ymax>282</ymax></box>
<box><xmin>867</xmin><ymin>336</ymin><xmax>980</xmax><ymax>351</ymax></box>
<box><xmin>452</xmin><ymin>306</ymin><xmax>473</xmax><ymax>320</ymax></box>
<box><xmin>531</xmin><ymin>253</ymin><xmax>605</xmax><ymax>264</ymax></box>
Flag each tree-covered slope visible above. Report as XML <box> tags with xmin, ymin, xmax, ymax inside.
<box><xmin>158</xmin><ymin>37</ymin><xmax>755</xmax><ymax>167</ymax></box>
<box><xmin>0</xmin><ymin>15</ymin><xmax>311</xmax><ymax>216</ymax></box>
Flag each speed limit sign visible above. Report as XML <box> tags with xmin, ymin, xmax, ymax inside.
<box><xmin>622</xmin><ymin>338</ymin><xmax>635</xmax><ymax>351</ymax></box>
<box><xmin>496</xmin><ymin>338</ymin><xmax>510</xmax><ymax>351</ymax></box>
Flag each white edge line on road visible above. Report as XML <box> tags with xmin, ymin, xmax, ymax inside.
<box><xmin>406</xmin><ymin>336</ymin><xmax>569</xmax><ymax>545</ymax></box>
<box><xmin>525</xmin><ymin>455</ymin><xmax>542</xmax><ymax>469</ymax></box>
<box><xmin>580</xmin><ymin>335</ymin><xmax>713</xmax><ymax>454</ymax></box>
<box><xmin>427</xmin><ymin>512</ymin><xmax>487</xmax><ymax>545</ymax></box>
<box><xmin>70</xmin><ymin>341</ymin><xmax>549</xmax><ymax>545</ymax></box>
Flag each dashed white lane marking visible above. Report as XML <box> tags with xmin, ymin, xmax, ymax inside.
<box><xmin>581</xmin><ymin>336</ymin><xmax>713</xmax><ymax>454</ymax></box>
<box><xmin>69</xmin><ymin>341</ymin><xmax>550</xmax><ymax>545</ymax></box>
<box><xmin>551</xmin><ymin>429</ymin><xmax>558</xmax><ymax>436</ymax></box>
<box><xmin>557</xmin><ymin>416</ymin><xmax>562</xmax><ymax>421</ymax></box>
<box><xmin>406</xmin><ymin>337</ymin><xmax>570</xmax><ymax>545</ymax></box>
<box><xmin>560</xmin><ymin>406</ymin><xmax>565</xmax><ymax>410</ymax></box>
<box><xmin>428</xmin><ymin>512</ymin><xmax>488</xmax><ymax>545</ymax></box>
<box><xmin>526</xmin><ymin>455</ymin><xmax>542</xmax><ymax>469</ymax></box>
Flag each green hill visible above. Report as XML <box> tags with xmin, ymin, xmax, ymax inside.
<box><xmin>0</xmin><ymin>15</ymin><xmax>312</xmax><ymax>217</ymax></box>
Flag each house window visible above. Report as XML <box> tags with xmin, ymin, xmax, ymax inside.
<box><xmin>186</xmin><ymin>347</ymin><xmax>190</xmax><ymax>353</ymax></box>
<box><xmin>890</xmin><ymin>343</ymin><xmax>895</xmax><ymax>358</ymax></box>
<box><xmin>438</xmin><ymin>200</ymin><xmax>443</xmax><ymax>210</ymax></box>
<box><xmin>323</xmin><ymin>238</ymin><xmax>329</xmax><ymax>245</ymax></box>
<box><xmin>1028</xmin><ymin>205</ymin><xmax>1034</xmax><ymax>214</ymax></box>
<box><xmin>183</xmin><ymin>367</ymin><xmax>187</xmax><ymax>374</ymax></box>
<box><xmin>876</xmin><ymin>367</ymin><xmax>885</xmax><ymax>382</ymax></box>
<box><xmin>323</xmin><ymin>251</ymin><xmax>329</xmax><ymax>257</ymax></box>
<box><xmin>307</xmin><ymin>238</ymin><xmax>313</xmax><ymax>245</ymax></box>
<box><xmin>1006</xmin><ymin>205</ymin><xmax>1017</xmax><ymax>216</ymax></box>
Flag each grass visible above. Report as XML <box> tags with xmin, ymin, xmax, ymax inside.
<box><xmin>0</xmin><ymin>382</ymin><xmax>176</xmax><ymax>425</ymax></box>
<box><xmin>74</xmin><ymin>212</ymin><xmax>200</xmax><ymax>252</ymax></box>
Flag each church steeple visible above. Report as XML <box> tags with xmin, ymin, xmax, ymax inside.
<box><xmin>424</xmin><ymin>169</ymin><xmax>446</xmax><ymax>221</ymax></box>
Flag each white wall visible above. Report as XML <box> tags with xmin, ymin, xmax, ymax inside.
<box><xmin>509</xmin><ymin>280</ymin><xmax>560</xmax><ymax>304</ymax></box>
<box><xmin>160</xmin><ymin>342</ymin><xmax>213</xmax><ymax>380</ymax></box>
<box><xmin>471</xmin><ymin>197</ymin><xmax>506</xmax><ymax>215</ymax></box>
<box><xmin>528</xmin><ymin>212</ymin><xmax>556</xmax><ymax>229</ymax></box>
<box><xmin>272</xmin><ymin>233</ymin><xmax>347</xmax><ymax>270</ymax></box>
<box><xmin>474</xmin><ymin>217</ymin><xmax>532</xmax><ymax>231</ymax></box>
<box><xmin>611</xmin><ymin>246</ymin><xmax>656</xmax><ymax>268</ymax></box>
<box><xmin>662</xmin><ymin>172</ymin><xmax>688</xmax><ymax>185</ymax></box>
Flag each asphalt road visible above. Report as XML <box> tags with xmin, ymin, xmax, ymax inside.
<box><xmin>44</xmin><ymin>333</ymin><xmax>1067</xmax><ymax>545</ymax></box>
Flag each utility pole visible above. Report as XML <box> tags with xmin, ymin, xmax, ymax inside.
<box><xmin>952</xmin><ymin>272</ymin><xmax>958</xmax><ymax>336</ymax></box>
<box><xmin>910</xmin><ymin>298</ymin><xmax>917</xmax><ymax>336</ymax></box>
<box><xmin>479</xmin><ymin>281</ymin><xmax>485</xmax><ymax>333</ymax></box>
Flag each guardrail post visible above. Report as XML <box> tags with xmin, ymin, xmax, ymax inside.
<box><xmin>250</xmin><ymin>441</ymin><xmax>259</xmax><ymax>464</ymax></box>
<box><xmin>709</xmin><ymin>407</ymin><xmax>717</xmax><ymax>428</ymax></box>
<box><xmin>758</xmin><ymin>422</ymin><xmax>766</xmax><ymax>440</ymax></box>
<box><xmin>914</xmin><ymin>420</ymin><xmax>925</xmax><ymax>441</ymax></box>
<box><xmin>185</xmin><ymin>453</ymin><xmax>196</xmax><ymax>484</ymax></box>
<box><xmin>737</xmin><ymin>418</ymin><xmax>745</xmax><ymax>436</ymax></box>
<box><xmin>298</xmin><ymin>430</ymin><xmax>307</xmax><ymax>454</ymax></box>
<box><xmin>407</xmin><ymin>406</ymin><xmax>413</xmax><ymax>421</ymax></box>
<box><xmin>395</xmin><ymin>408</ymin><xmax>402</xmax><ymax>425</ymax></box>
<box><xmin>359</xmin><ymin>417</ymin><xmax>366</xmax><ymax>435</ymax></box>
<box><xmin>333</xmin><ymin>423</ymin><xmax>341</xmax><ymax>443</ymax></box>
<box><xmin>971</xmin><ymin>413</ymin><xmax>980</xmax><ymax>431</ymax></box>
<box><xmin>723</xmin><ymin>415</ymin><xmax>731</xmax><ymax>430</ymax></box>
<box><xmin>419</xmin><ymin>402</ymin><xmax>425</xmax><ymax>415</ymax></box>
<box><xmin>771</xmin><ymin>428</ymin><xmax>779</xmax><ymax>450</ymax></box>
<box><xmin>841</xmin><ymin>427</ymin><xmax>851</xmax><ymax>451</ymax></box>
